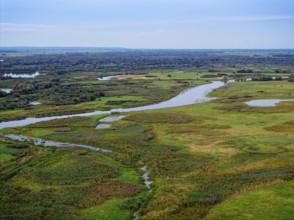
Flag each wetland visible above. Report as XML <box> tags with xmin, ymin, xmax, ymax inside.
<box><xmin>0</xmin><ymin>48</ymin><xmax>294</xmax><ymax>220</ymax></box>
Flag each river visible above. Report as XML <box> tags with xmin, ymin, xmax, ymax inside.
<box><xmin>0</xmin><ymin>81</ymin><xmax>226</xmax><ymax>130</ymax></box>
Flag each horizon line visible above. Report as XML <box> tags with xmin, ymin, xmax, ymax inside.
<box><xmin>1</xmin><ymin>46</ymin><xmax>294</xmax><ymax>50</ymax></box>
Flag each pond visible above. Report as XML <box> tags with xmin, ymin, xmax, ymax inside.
<box><xmin>97</xmin><ymin>75</ymin><xmax>123</xmax><ymax>81</ymax></box>
<box><xmin>30</xmin><ymin>101</ymin><xmax>42</xmax><ymax>105</ymax></box>
<box><xmin>96</xmin><ymin>124</ymin><xmax>111</xmax><ymax>129</ymax></box>
<box><xmin>246</xmin><ymin>99</ymin><xmax>294</xmax><ymax>107</ymax></box>
<box><xmin>0</xmin><ymin>88</ymin><xmax>13</xmax><ymax>94</ymax></box>
<box><xmin>96</xmin><ymin>115</ymin><xmax>126</xmax><ymax>129</ymax></box>
<box><xmin>3</xmin><ymin>71</ymin><xmax>41</xmax><ymax>78</ymax></box>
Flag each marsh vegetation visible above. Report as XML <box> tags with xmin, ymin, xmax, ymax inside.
<box><xmin>1</xmin><ymin>49</ymin><xmax>294</xmax><ymax>219</ymax></box>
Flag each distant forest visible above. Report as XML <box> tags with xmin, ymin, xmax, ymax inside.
<box><xmin>1</xmin><ymin>49</ymin><xmax>294</xmax><ymax>75</ymax></box>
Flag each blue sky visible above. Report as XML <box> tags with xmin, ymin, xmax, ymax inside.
<box><xmin>0</xmin><ymin>0</ymin><xmax>294</xmax><ymax>48</ymax></box>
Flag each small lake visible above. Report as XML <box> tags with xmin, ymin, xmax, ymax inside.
<box><xmin>96</xmin><ymin>124</ymin><xmax>111</xmax><ymax>129</ymax></box>
<box><xmin>0</xmin><ymin>81</ymin><xmax>226</xmax><ymax>129</ymax></box>
<box><xmin>97</xmin><ymin>75</ymin><xmax>122</xmax><ymax>81</ymax></box>
<box><xmin>0</xmin><ymin>88</ymin><xmax>13</xmax><ymax>94</ymax></box>
<box><xmin>96</xmin><ymin>115</ymin><xmax>126</xmax><ymax>129</ymax></box>
<box><xmin>246</xmin><ymin>99</ymin><xmax>294</xmax><ymax>107</ymax></box>
<box><xmin>30</xmin><ymin>101</ymin><xmax>41</xmax><ymax>106</ymax></box>
<box><xmin>3</xmin><ymin>71</ymin><xmax>41</xmax><ymax>78</ymax></box>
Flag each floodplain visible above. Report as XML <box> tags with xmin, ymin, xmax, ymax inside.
<box><xmin>1</xmin><ymin>49</ymin><xmax>294</xmax><ymax>219</ymax></box>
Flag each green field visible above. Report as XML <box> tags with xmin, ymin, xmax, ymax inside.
<box><xmin>205</xmin><ymin>181</ymin><xmax>294</xmax><ymax>220</ymax></box>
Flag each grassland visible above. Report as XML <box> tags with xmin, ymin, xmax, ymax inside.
<box><xmin>1</xmin><ymin>78</ymin><xmax>293</xmax><ymax>219</ymax></box>
<box><xmin>205</xmin><ymin>181</ymin><xmax>294</xmax><ymax>220</ymax></box>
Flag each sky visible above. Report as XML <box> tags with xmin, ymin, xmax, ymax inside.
<box><xmin>0</xmin><ymin>0</ymin><xmax>294</xmax><ymax>48</ymax></box>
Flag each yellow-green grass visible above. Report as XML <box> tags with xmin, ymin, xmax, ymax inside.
<box><xmin>134</xmin><ymin>71</ymin><xmax>222</xmax><ymax>80</ymax></box>
<box><xmin>81</xmin><ymin>198</ymin><xmax>132</xmax><ymax>220</ymax></box>
<box><xmin>0</xmin><ymin>153</ymin><xmax>13</xmax><ymax>162</ymax></box>
<box><xmin>205</xmin><ymin>181</ymin><xmax>294</xmax><ymax>220</ymax></box>
<box><xmin>210</xmin><ymin>80</ymin><xmax>294</xmax><ymax>100</ymax></box>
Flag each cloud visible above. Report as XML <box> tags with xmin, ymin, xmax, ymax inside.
<box><xmin>2</xmin><ymin>15</ymin><xmax>292</xmax><ymax>33</ymax></box>
<box><xmin>222</xmin><ymin>15</ymin><xmax>294</xmax><ymax>22</ymax></box>
<box><xmin>0</xmin><ymin>23</ymin><xmax>54</xmax><ymax>32</ymax></box>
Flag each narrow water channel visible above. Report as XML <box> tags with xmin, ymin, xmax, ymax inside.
<box><xmin>0</xmin><ymin>133</ymin><xmax>112</xmax><ymax>153</ymax></box>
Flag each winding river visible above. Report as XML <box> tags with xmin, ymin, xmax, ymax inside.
<box><xmin>0</xmin><ymin>81</ymin><xmax>225</xmax><ymax>130</ymax></box>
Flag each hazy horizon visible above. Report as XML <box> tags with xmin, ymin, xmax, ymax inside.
<box><xmin>1</xmin><ymin>46</ymin><xmax>294</xmax><ymax>50</ymax></box>
<box><xmin>1</xmin><ymin>0</ymin><xmax>294</xmax><ymax>49</ymax></box>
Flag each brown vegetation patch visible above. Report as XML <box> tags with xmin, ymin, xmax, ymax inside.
<box><xmin>88</xmin><ymin>181</ymin><xmax>141</xmax><ymax>197</ymax></box>
<box><xmin>53</xmin><ymin>127</ymin><xmax>72</xmax><ymax>132</ymax></box>
<box><xmin>265</xmin><ymin>120</ymin><xmax>294</xmax><ymax>133</ymax></box>
<box><xmin>79</xmin><ymin>181</ymin><xmax>141</xmax><ymax>208</ymax></box>
<box><xmin>45</xmin><ymin>130</ymin><xmax>103</xmax><ymax>146</ymax></box>
<box><xmin>169</xmin><ymin>124</ymin><xmax>231</xmax><ymax>133</ymax></box>
<box><xmin>125</xmin><ymin>112</ymin><xmax>193</xmax><ymax>123</ymax></box>
<box><xmin>28</xmin><ymin>116</ymin><xmax>97</xmax><ymax>128</ymax></box>
<box><xmin>216</xmin><ymin>104</ymin><xmax>248</xmax><ymax>111</ymax></box>
<box><xmin>188</xmin><ymin>140</ymin><xmax>230</xmax><ymax>153</ymax></box>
